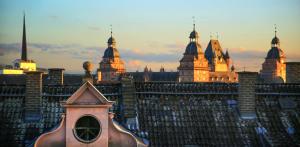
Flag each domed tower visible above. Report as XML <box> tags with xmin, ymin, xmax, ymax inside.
<box><xmin>97</xmin><ymin>30</ymin><xmax>125</xmax><ymax>82</ymax></box>
<box><xmin>177</xmin><ymin>22</ymin><xmax>209</xmax><ymax>82</ymax></box>
<box><xmin>260</xmin><ymin>26</ymin><xmax>286</xmax><ymax>83</ymax></box>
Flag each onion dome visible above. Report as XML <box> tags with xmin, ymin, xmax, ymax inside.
<box><xmin>107</xmin><ymin>36</ymin><xmax>116</xmax><ymax>45</ymax></box>
<box><xmin>271</xmin><ymin>25</ymin><xmax>280</xmax><ymax>47</ymax></box>
<box><xmin>271</xmin><ymin>36</ymin><xmax>280</xmax><ymax>45</ymax></box>
<box><xmin>189</xmin><ymin>30</ymin><xmax>199</xmax><ymax>39</ymax></box>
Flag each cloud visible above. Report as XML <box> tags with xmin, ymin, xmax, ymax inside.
<box><xmin>1</xmin><ymin>42</ymin><xmax>299</xmax><ymax>73</ymax></box>
<box><xmin>0</xmin><ymin>43</ymin><xmax>21</xmax><ymax>56</ymax></box>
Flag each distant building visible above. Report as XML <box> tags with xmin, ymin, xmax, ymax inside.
<box><xmin>178</xmin><ymin>24</ymin><xmax>210</xmax><ymax>82</ymax></box>
<box><xmin>0</xmin><ymin>14</ymin><xmax>36</xmax><ymax>74</ymax></box>
<box><xmin>97</xmin><ymin>32</ymin><xmax>125</xmax><ymax>82</ymax></box>
<box><xmin>178</xmin><ymin>23</ymin><xmax>237</xmax><ymax>82</ymax></box>
<box><xmin>260</xmin><ymin>27</ymin><xmax>286</xmax><ymax>83</ymax></box>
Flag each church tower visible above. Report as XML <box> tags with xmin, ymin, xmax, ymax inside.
<box><xmin>178</xmin><ymin>22</ymin><xmax>209</xmax><ymax>82</ymax></box>
<box><xmin>97</xmin><ymin>28</ymin><xmax>125</xmax><ymax>82</ymax></box>
<box><xmin>260</xmin><ymin>26</ymin><xmax>286</xmax><ymax>83</ymax></box>
<box><xmin>12</xmin><ymin>13</ymin><xmax>36</xmax><ymax>72</ymax></box>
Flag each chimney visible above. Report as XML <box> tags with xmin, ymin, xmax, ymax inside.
<box><xmin>238</xmin><ymin>71</ymin><xmax>258</xmax><ymax>119</ymax></box>
<box><xmin>121</xmin><ymin>76</ymin><xmax>139</xmax><ymax>129</ymax></box>
<box><xmin>286</xmin><ymin>62</ymin><xmax>300</xmax><ymax>83</ymax></box>
<box><xmin>24</xmin><ymin>71</ymin><xmax>43</xmax><ymax>121</ymax></box>
<box><xmin>48</xmin><ymin>68</ymin><xmax>65</xmax><ymax>85</ymax></box>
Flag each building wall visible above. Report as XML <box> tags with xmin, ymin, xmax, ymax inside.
<box><xmin>286</xmin><ymin>62</ymin><xmax>300</xmax><ymax>83</ymax></box>
<box><xmin>20</xmin><ymin>62</ymin><xmax>36</xmax><ymax>71</ymax></box>
<box><xmin>261</xmin><ymin>59</ymin><xmax>286</xmax><ymax>83</ymax></box>
<box><xmin>0</xmin><ymin>69</ymin><xmax>23</xmax><ymax>74</ymax></box>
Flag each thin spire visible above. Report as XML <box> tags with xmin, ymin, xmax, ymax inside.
<box><xmin>21</xmin><ymin>12</ymin><xmax>27</xmax><ymax>61</ymax></box>
<box><xmin>274</xmin><ymin>24</ymin><xmax>277</xmax><ymax>37</ymax></box>
<box><xmin>110</xmin><ymin>24</ymin><xmax>113</xmax><ymax>37</ymax></box>
<box><xmin>192</xmin><ymin>16</ymin><xmax>195</xmax><ymax>31</ymax></box>
<box><xmin>210</xmin><ymin>32</ymin><xmax>212</xmax><ymax>39</ymax></box>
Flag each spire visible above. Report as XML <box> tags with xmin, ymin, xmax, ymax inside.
<box><xmin>21</xmin><ymin>12</ymin><xmax>27</xmax><ymax>61</ymax></box>
<box><xmin>189</xmin><ymin>16</ymin><xmax>199</xmax><ymax>41</ymax></box>
<box><xmin>107</xmin><ymin>24</ymin><xmax>116</xmax><ymax>47</ymax></box>
<box><xmin>274</xmin><ymin>24</ymin><xmax>277</xmax><ymax>37</ymax></box>
<box><xmin>110</xmin><ymin>24</ymin><xmax>113</xmax><ymax>37</ymax></box>
<box><xmin>271</xmin><ymin>24</ymin><xmax>280</xmax><ymax>46</ymax></box>
<box><xmin>192</xmin><ymin>16</ymin><xmax>195</xmax><ymax>31</ymax></box>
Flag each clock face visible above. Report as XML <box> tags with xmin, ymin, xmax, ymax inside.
<box><xmin>73</xmin><ymin>115</ymin><xmax>101</xmax><ymax>143</ymax></box>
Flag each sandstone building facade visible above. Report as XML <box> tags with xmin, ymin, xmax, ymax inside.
<box><xmin>178</xmin><ymin>24</ymin><xmax>237</xmax><ymax>82</ymax></box>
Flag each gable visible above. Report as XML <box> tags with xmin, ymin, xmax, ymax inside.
<box><xmin>72</xmin><ymin>88</ymin><xmax>102</xmax><ymax>105</ymax></box>
<box><xmin>65</xmin><ymin>81</ymin><xmax>114</xmax><ymax>106</ymax></box>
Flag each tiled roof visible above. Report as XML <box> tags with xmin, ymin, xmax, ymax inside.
<box><xmin>0</xmin><ymin>83</ymin><xmax>300</xmax><ymax>146</ymax></box>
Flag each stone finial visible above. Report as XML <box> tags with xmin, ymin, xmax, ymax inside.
<box><xmin>82</xmin><ymin>61</ymin><xmax>94</xmax><ymax>84</ymax></box>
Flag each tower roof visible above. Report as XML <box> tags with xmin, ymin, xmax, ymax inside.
<box><xmin>266</xmin><ymin>25</ymin><xmax>285</xmax><ymax>60</ymax></box>
<box><xmin>184</xmin><ymin>42</ymin><xmax>202</xmax><ymax>55</ymax></box>
<box><xmin>103</xmin><ymin>26</ymin><xmax>120</xmax><ymax>58</ymax></box>
<box><xmin>189</xmin><ymin>22</ymin><xmax>199</xmax><ymax>39</ymax></box>
<box><xmin>266</xmin><ymin>47</ymin><xmax>285</xmax><ymax>60</ymax></box>
<box><xmin>205</xmin><ymin>39</ymin><xmax>225</xmax><ymax>64</ymax></box>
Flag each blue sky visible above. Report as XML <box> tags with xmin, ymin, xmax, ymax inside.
<box><xmin>0</xmin><ymin>0</ymin><xmax>300</xmax><ymax>73</ymax></box>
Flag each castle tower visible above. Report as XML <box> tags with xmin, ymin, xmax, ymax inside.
<box><xmin>97</xmin><ymin>29</ymin><xmax>125</xmax><ymax>82</ymax></box>
<box><xmin>178</xmin><ymin>22</ymin><xmax>209</xmax><ymax>82</ymax></box>
<box><xmin>260</xmin><ymin>26</ymin><xmax>286</xmax><ymax>83</ymax></box>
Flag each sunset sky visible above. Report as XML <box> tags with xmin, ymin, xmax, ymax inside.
<box><xmin>0</xmin><ymin>0</ymin><xmax>299</xmax><ymax>73</ymax></box>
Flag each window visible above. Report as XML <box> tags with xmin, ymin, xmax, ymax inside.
<box><xmin>73</xmin><ymin>115</ymin><xmax>101</xmax><ymax>143</ymax></box>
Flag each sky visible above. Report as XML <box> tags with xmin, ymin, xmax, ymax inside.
<box><xmin>0</xmin><ymin>0</ymin><xmax>299</xmax><ymax>73</ymax></box>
